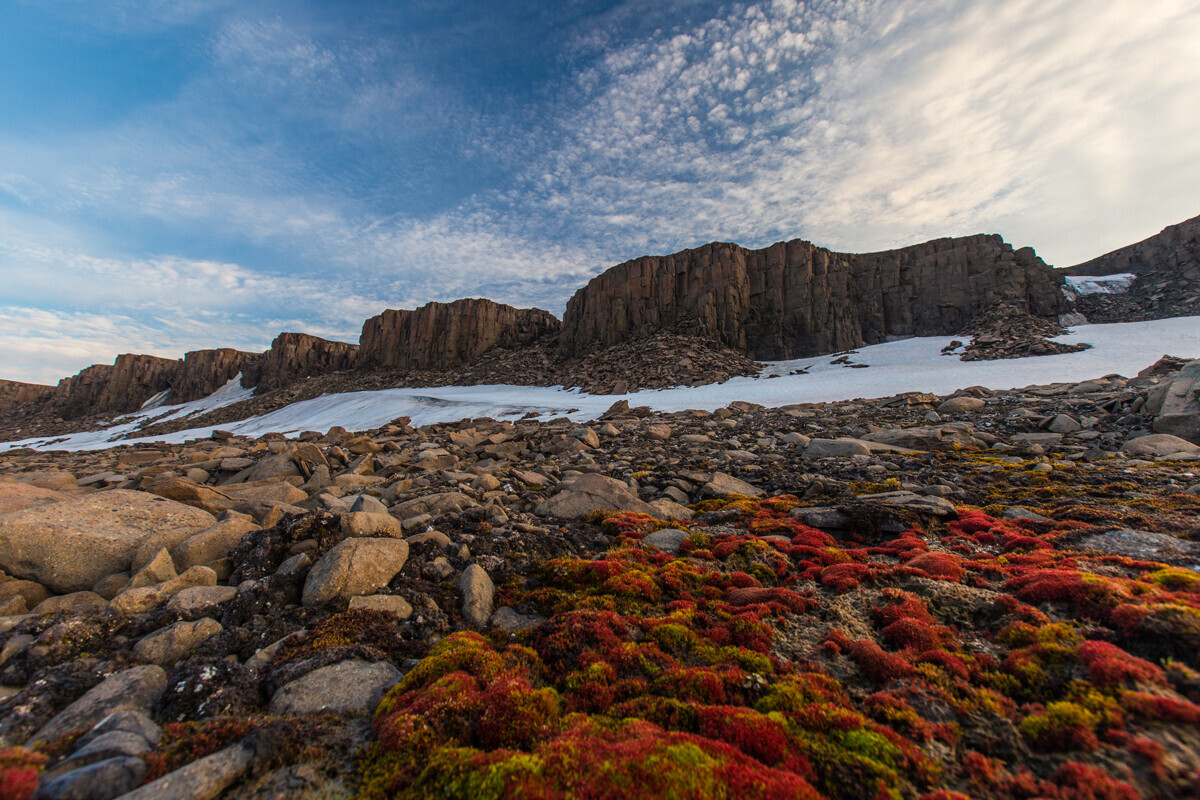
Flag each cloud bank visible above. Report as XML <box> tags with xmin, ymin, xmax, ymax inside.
<box><xmin>1</xmin><ymin>0</ymin><xmax>1197</xmax><ymax>384</ymax></box>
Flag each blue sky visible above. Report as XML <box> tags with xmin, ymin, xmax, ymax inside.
<box><xmin>1</xmin><ymin>0</ymin><xmax>1198</xmax><ymax>385</ymax></box>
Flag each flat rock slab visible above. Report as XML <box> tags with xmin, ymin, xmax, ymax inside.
<box><xmin>29</xmin><ymin>665</ymin><xmax>166</xmax><ymax>746</ymax></box>
<box><xmin>0</xmin><ymin>490</ymin><xmax>216</xmax><ymax>593</ymax></box>
<box><xmin>269</xmin><ymin>659</ymin><xmax>401</xmax><ymax>716</ymax></box>
<box><xmin>1078</xmin><ymin>528</ymin><xmax>1200</xmax><ymax>564</ymax></box>
<box><xmin>535</xmin><ymin>473</ymin><xmax>664</xmax><ymax>519</ymax></box>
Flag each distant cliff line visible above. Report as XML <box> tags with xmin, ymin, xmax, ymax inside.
<box><xmin>6</xmin><ymin>213</ymin><xmax>1195</xmax><ymax>422</ymax></box>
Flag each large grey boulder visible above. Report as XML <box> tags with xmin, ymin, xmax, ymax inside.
<box><xmin>0</xmin><ymin>491</ymin><xmax>215</xmax><ymax>594</ymax></box>
<box><xmin>301</xmin><ymin>537</ymin><xmax>409</xmax><ymax>607</ymax></box>
<box><xmin>28</xmin><ymin>665</ymin><xmax>166</xmax><ymax>746</ymax></box>
<box><xmin>114</xmin><ymin>741</ymin><xmax>253</xmax><ymax>800</ymax></box>
<box><xmin>535</xmin><ymin>473</ymin><xmax>663</xmax><ymax>519</ymax></box>
<box><xmin>861</xmin><ymin>423</ymin><xmax>985</xmax><ymax>451</ymax></box>
<box><xmin>1152</xmin><ymin>360</ymin><xmax>1200</xmax><ymax>443</ymax></box>
<box><xmin>1121</xmin><ymin>433</ymin><xmax>1200</xmax><ymax>458</ymax></box>
<box><xmin>269</xmin><ymin>659</ymin><xmax>401</xmax><ymax>716</ymax></box>
<box><xmin>459</xmin><ymin>564</ymin><xmax>494</xmax><ymax>629</ymax></box>
<box><xmin>701</xmin><ymin>472</ymin><xmax>763</xmax><ymax>498</ymax></box>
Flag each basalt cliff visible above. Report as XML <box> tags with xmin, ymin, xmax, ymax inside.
<box><xmin>560</xmin><ymin>233</ymin><xmax>1067</xmax><ymax>359</ymax></box>
<box><xmin>11</xmin><ymin>218</ymin><xmax>1200</xmax><ymax>426</ymax></box>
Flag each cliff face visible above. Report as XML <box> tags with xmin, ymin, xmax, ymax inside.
<box><xmin>54</xmin><ymin>354</ymin><xmax>181</xmax><ymax>418</ymax></box>
<box><xmin>244</xmin><ymin>332</ymin><xmax>358</xmax><ymax>392</ymax></box>
<box><xmin>0</xmin><ymin>380</ymin><xmax>56</xmax><ymax>416</ymax></box>
<box><xmin>1060</xmin><ymin>214</ymin><xmax>1200</xmax><ymax>280</ymax></box>
<box><xmin>172</xmin><ymin>348</ymin><xmax>261</xmax><ymax>403</ymax></box>
<box><xmin>560</xmin><ymin>234</ymin><xmax>1068</xmax><ymax>360</ymax></box>
<box><xmin>357</xmin><ymin>298</ymin><xmax>560</xmax><ymax>371</ymax></box>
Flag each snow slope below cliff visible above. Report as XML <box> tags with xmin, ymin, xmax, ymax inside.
<box><xmin>4</xmin><ymin>316</ymin><xmax>1197</xmax><ymax>452</ymax></box>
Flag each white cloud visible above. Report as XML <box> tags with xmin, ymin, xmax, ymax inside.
<box><xmin>3</xmin><ymin>0</ymin><xmax>1199</xmax><ymax>386</ymax></box>
<box><xmin>525</xmin><ymin>0</ymin><xmax>1200</xmax><ymax>266</ymax></box>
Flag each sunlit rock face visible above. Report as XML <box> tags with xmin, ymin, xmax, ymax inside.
<box><xmin>560</xmin><ymin>233</ymin><xmax>1068</xmax><ymax>360</ymax></box>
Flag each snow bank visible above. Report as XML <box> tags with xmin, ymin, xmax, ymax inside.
<box><xmin>1065</xmin><ymin>273</ymin><xmax>1136</xmax><ymax>296</ymax></box>
<box><xmin>5</xmin><ymin>317</ymin><xmax>1197</xmax><ymax>453</ymax></box>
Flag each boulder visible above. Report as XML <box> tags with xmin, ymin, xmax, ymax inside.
<box><xmin>28</xmin><ymin>665</ymin><xmax>166</xmax><ymax>746</ymax></box>
<box><xmin>804</xmin><ymin>438</ymin><xmax>873</xmax><ymax>457</ymax></box>
<box><xmin>269</xmin><ymin>659</ymin><xmax>401</xmax><ymax>716</ymax></box>
<box><xmin>302</xmin><ymin>537</ymin><xmax>410</xmax><ymax>607</ymax></box>
<box><xmin>341</xmin><ymin>512</ymin><xmax>404</xmax><ymax>538</ymax></box>
<box><xmin>701</xmin><ymin>472</ymin><xmax>763</xmax><ymax>498</ymax></box>
<box><xmin>1121</xmin><ymin>434</ymin><xmax>1200</xmax><ymax>458</ymax></box>
<box><xmin>459</xmin><ymin>564</ymin><xmax>494</xmax><ymax>629</ymax></box>
<box><xmin>391</xmin><ymin>492</ymin><xmax>478</xmax><ymax>519</ymax></box>
<box><xmin>642</xmin><ymin>528</ymin><xmax>692</xmax><ymax>555</ymax></box>
<box><xmin>348</xmin><ymin>594</ymin><xmax>413</xmax><ymax>619</ymax></box>
<box><xmin>133</xmin><ymin>618</ymin><xmax>222</xmax><ymax>665</ymax></box>
<box><xmin>535</xmin><ymin>474</ymin><xmax>664</xmax><ymax>519</ymax></box>
<box><xmin>113</xmin><ymin>742</ymin><xmax>253</xmax><ymax>800</ymax></box>
<box><xmin>861</xmin><ymin>424</ymin><xmax>986</xmax><ymax>451</ymax></box>
<box><xmin>937</xmin><ymin>396</ymin><xmax>985</xmax><ymax>414</ymax></box>
<box><xmin>0</xmin><ymin>491</ymin><xmax>215</xmax><ymax>594</ymax></box>
<box><xmin>165</xmin><ymin>585</ymin><xmax>238</xmax><ymax>615</ymax></box>
<box><xmin>169</xmin><ymin>514</ymin><xmax>259</xmax><ymax>572</ymax></box>
<box><xmin>1152</xmin><ymin>360</ymin><xmax>1200</xmax><ymax>443</ymax></box>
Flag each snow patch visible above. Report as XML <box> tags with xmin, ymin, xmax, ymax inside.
<box><xmin>4</xmin><ymin>318</ymin><xmax>1198</xmax><ymax>453</ymax></box>
<box><xmin>1065</xmin><ymin>273</ymin><xmax>1136</xmax><ymax>296</ymax></box>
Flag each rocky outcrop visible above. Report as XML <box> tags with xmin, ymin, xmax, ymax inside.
<box><xmin>1059</xmin><ymin>214</ymin><xmax>1200</xmax><ymax>323</ymax></box>
<box><xmin>357</xmin><ymin>298</ymin><xmax>559</xmax><ymax>371</ymax></box>
<box><xmin>243</xmin><ymin>333</ymin><xmax>358</xmax><ymax>393</ymax></box>
<box><xmin>0</xmin><ymin>380</ymin><xmax>55</xmax><ymax>416</ymax></box>
<box><xmin>560</xmin><ymin>234</ymin><xmax>1068</xmax><ymax>359</ymax></box>
<box><xmin>172</xmin><ymin>349</ymin><xmax>260</xmax><ymax>403</ymax></box>
<box><xmin>54</xmin><ymin>354</ymin><xmax>182</xmax><ymax>419</ymax></box>
<box><xmin>1061</xmin><ymin>214</ymin><xmax>1200</xmax><ymax>280</ymax></box>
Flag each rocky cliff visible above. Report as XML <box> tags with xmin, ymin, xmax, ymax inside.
<box><xmin>0</xmin><ymin>380</ymin><xmax>56</xmax><ymax>416</ymax></box>
<box><xmin>53</xmin><ymin>354</ymin><xmax>181</xmax><ymax>419</ymax></box>
<box><xmin>244</xmin><ymin>333</ymin><xmax>358</xmax><ymax>392</ymax></box>
<box><xmin>560</xmin><ymin>234</ymin><xmax>1068</xmax><ymax>359</ymax></box>
<box><xmin>1061</xmin><ymin>214</ymin><xmax>1200</xmax><ymax>280</ymax></box>
<box><xmin>171</xmin><ymin>348</ymin><xmax>261</xmax><ymax>403</ymax></box>
<box><xmin>357</xmin><ymin>298</ymin><xmax>560</xmax><ymax>371</ymax></box>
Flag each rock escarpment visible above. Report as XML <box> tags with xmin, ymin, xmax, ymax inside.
<box><xmin>561</xmin><ymin>234</ymin><xmax>1068</xmax><ymax>359</ymax></box>
<box><xmin>54</xmin><ymin>354</ymin><xmax>181</xmax><ymax>419</ymax></box>
<box><xmin>244</xmin><ymin>333</ymin><xmax>358</xmax><ymax>392</ymax></box>
<box><xmin>1061</xmin><ymin>214</ymin><xmax>1200</xmax><ymax>280</ymax></box>
<box><xmin>1060</xmin><ymin>214</ymin><xmax>1200</xmax><ymax>323</ymax></box>
<box><xmin>357</xmin><ymin>298</ymin><xmax>559</xmax><ymax>371</ymax></box>
<box><xmin>0</xmin><ymin>381</ymin><xmax>55</xmax><ymax>417</ymax></box>
<box><xmin>171</xmin><ymin>348</ymin><xmax>261</xmax><ymax>404</ymax></box>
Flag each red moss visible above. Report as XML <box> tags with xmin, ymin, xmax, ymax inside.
<box><xmin>904</xmin><ymin>552</ymin><xmax>966</xmax><ymax>582</ymax></box>
<box><xmin>0</xmin><ymin>749</ymin><xmax>45</xmax><ymax>800</ymax></box>
<box><xmin>820</xmin><ymin>562</ymin><xmax>870</xmax><ymax>592</ymax></box>
<box><xmin>1076</xmin><ymin>641</ymin><xmax>1166</xmax><ymax>687</ymax></box>
<box><xmin>845</xmin><ymin>638</ymin><xmax>916</xmax><ymax>683</ymax></box>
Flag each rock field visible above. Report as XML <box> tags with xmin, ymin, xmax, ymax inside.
<box><xmin>0</xmin><ymin>354</ymin><xmax>1197</xmax><ymax>799</ymax></box>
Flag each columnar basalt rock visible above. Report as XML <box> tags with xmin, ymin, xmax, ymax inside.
<box><xmin>244</xmin><ymin>333</ymin><xmax>358</xmax><ymax>392</ymax></box>
<box><xmin>54</xmin><ymin>354</ymin><xmax>182</xmax><ymax>419</ymax></box>
<box><xmin>560</xmin><ymin>234</ymin><xmax>1069</xmax><ymax>360</ymax></box>
<box><xmin>0</xmin><ymin>380</ymin><xmax>55</xmax><ymax>416</ymax></box>
<box><xmin>171</xmin><ymin>349</ymin><xmax>261</xmax><ymax>403</ymax></box>
<box><xmin>357</xmin><ymin>298</ymin><xmax>560</xmax><ymax>371</ymax></box>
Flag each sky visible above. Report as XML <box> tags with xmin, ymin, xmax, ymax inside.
<box><xmin>1</xmin><ymin>0</ymin><xmax>1198</xmax><ymax>386</ymax></box>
